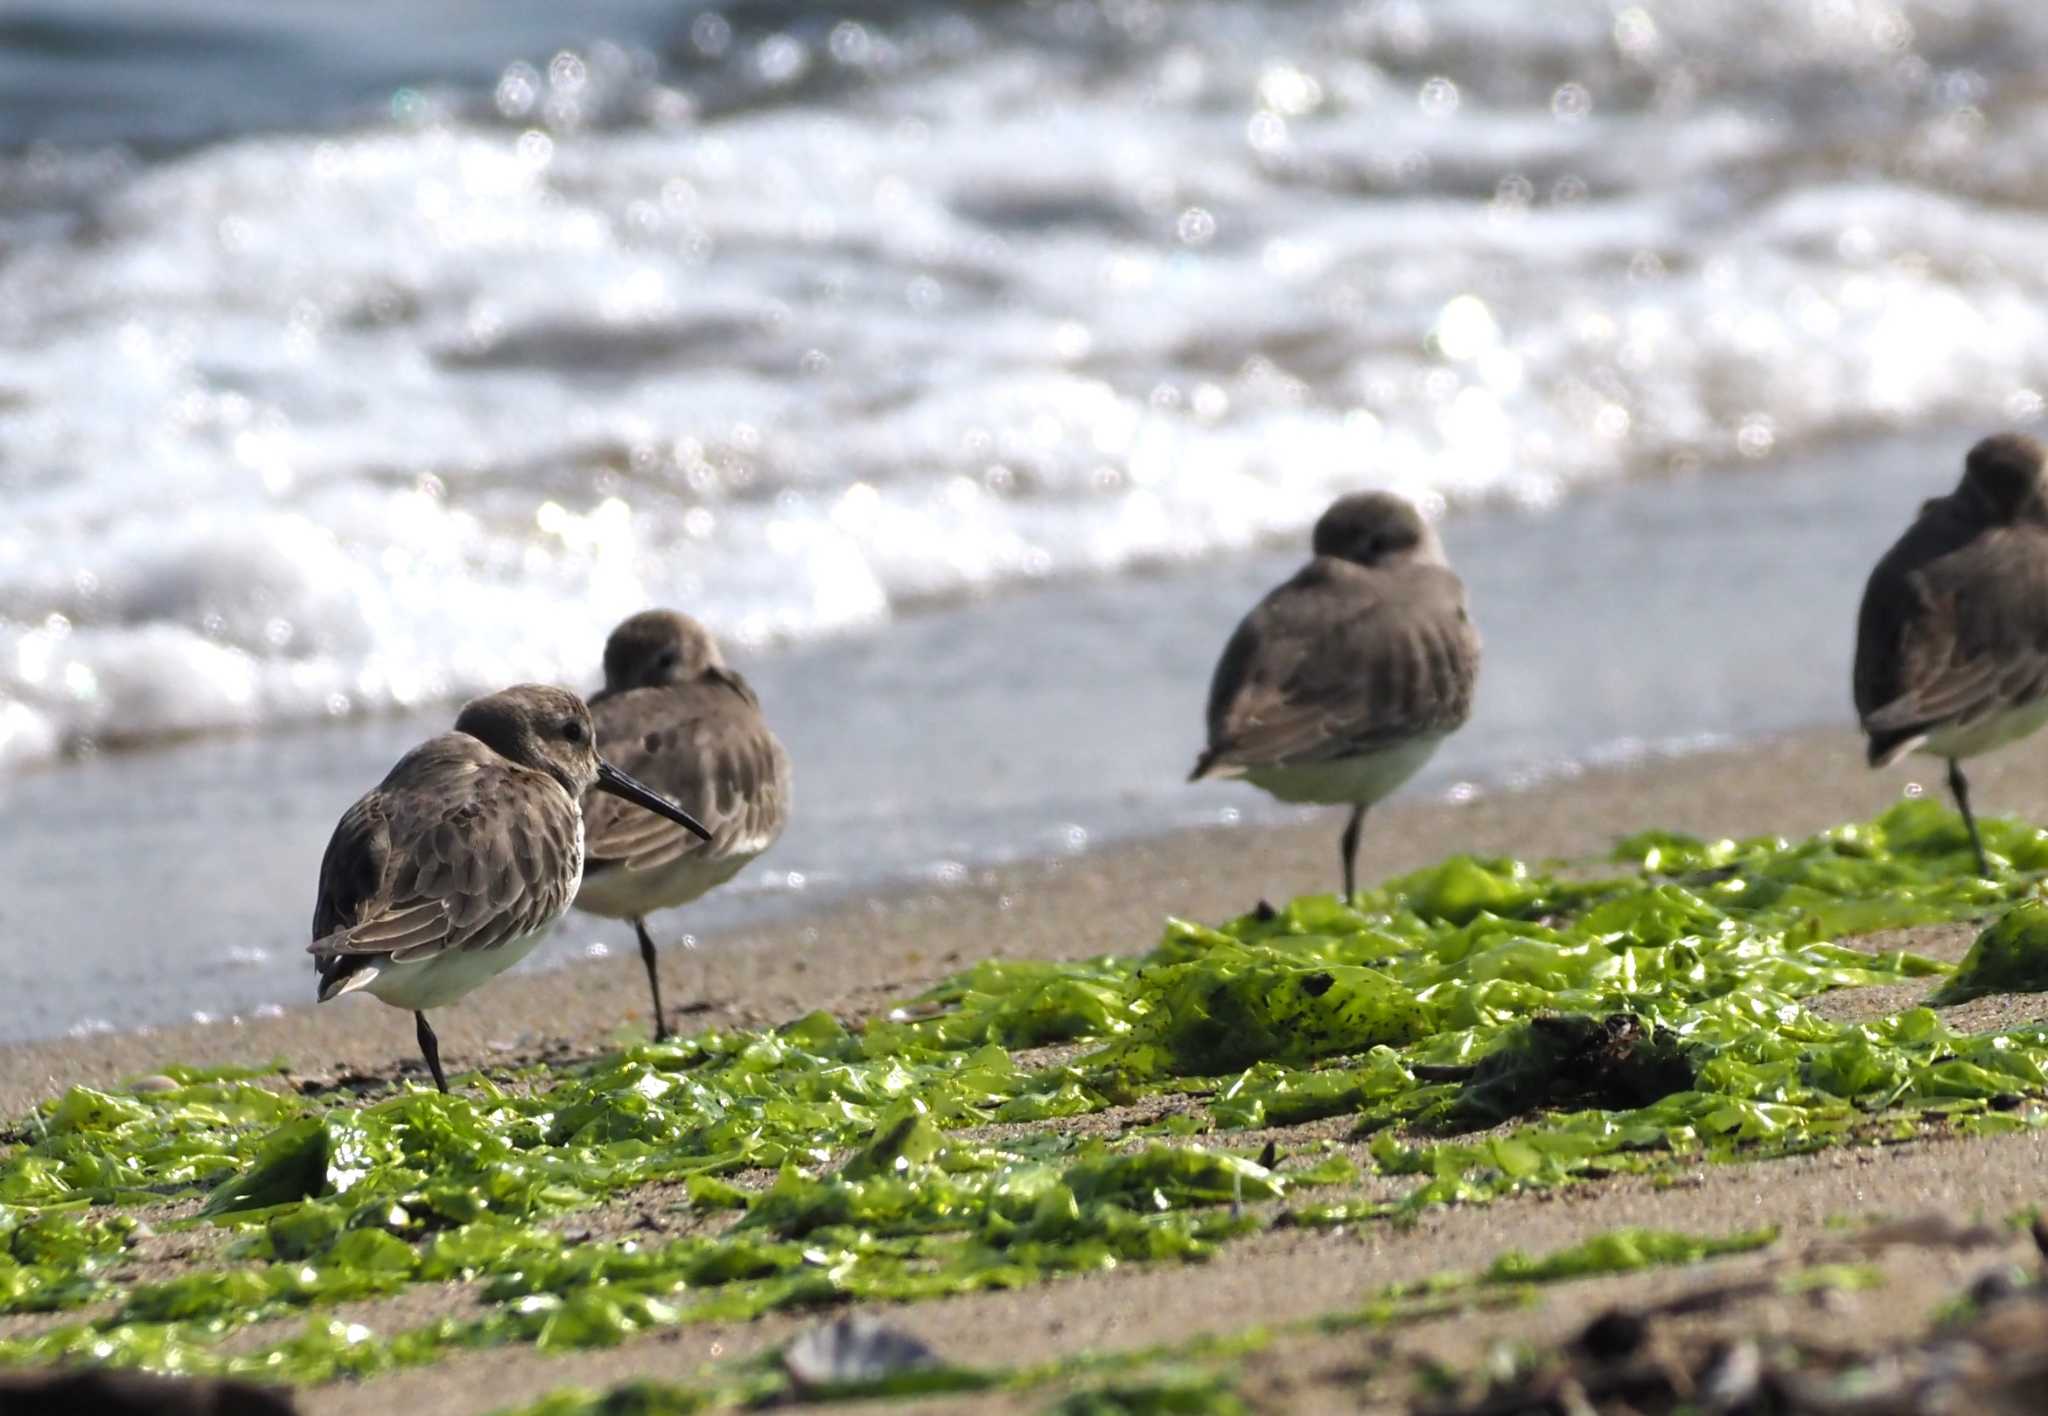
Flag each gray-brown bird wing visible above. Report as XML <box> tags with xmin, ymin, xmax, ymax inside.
<box><xmin>581</xmin><ymin>670</ymin><xmax>790</xmax><ymax>877</ymax></box>
<box><xmin>1193</xmin><ymin>557</ymin><xmax>1479</xmax><ymax>777</ymax></box>
<box><xmin>310</xmin><ymin>735</ymin><xmax>582</xmax><ymax>986</ymax></box>
<box><xmin>1855</xmin><ymin>504</ymin><xmax>2048</xmax><ymax>760</ymax></box>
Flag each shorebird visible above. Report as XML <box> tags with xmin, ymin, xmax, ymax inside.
<box><xmin>309</xmin><ymin>684</ymin><xmax>712</xmax><ymax>1091</ymax></box>
<box><xmin>574</xmin><ymin>610</ymin><xmax>791</xmax><ymax>1041</ymax></box>
<box><xmin>1190</xmin><ymin>491</ymin><xmax>1480</xmax><ymax>900</ymax></box>
<box><xmin>1855</xmin><ymin>431</ymin><xmax>2048</xmax><ymax>877</ymax></box>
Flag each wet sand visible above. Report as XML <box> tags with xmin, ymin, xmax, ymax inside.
<box><xmin>0</xmin><ymin>722</ymin><xmax>1952</xmax><ymax>1113</ymax></box>
<box><xmin>11</xmin><ymin>721</ymin><xmax>2048</xmax><ymax>1413</ymax></box>
<box><xmin>0</xmin><ymin>422</ymin><xmax>1980</xmax><ymax>1049</ymax></box>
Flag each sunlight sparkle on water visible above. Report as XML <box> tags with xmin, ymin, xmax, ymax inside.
<box><xmin>1431</xmin><ymin>295</ymin><xmax>1500</xmax><ymax>362</ymax></box>
<box><xmin>9</xmin><ymin>0</ymin><xmax>2048</xmax><ymax>770</ymax></box>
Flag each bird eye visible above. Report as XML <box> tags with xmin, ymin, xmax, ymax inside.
<box><xmin>655</xmin><ymin>649</ymin><xmax>678</xmax><ymax>672</ymax></box>
<box><xmin>562</xmin><ymin>719</ymin><xmax>585</xmax><ymax>744</ymax></box>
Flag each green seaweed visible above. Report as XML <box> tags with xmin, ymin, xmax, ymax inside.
<box><xmin>0</xmin><ymin>801</ymin><xmax>2043</xmax><ymax>1389</ymax></box>
<box><xmin>502</xmin><ymin>1340</ymin><xmax>1239</xmax><ymax>1416</ymax></box>
<box><xmin>1434</xmin><ymin>1013</ymin><xmax>1696</xmax><ymax>1132</ymax></box>
<box><xmin>1048</xmin><ymin>1372</ymin><xmax>1250</xmax><ymax>1415</ymax></box>
<box><xmin>494</xmin><ymin>1220</ymin><xmax>1781</xmax><ymax>1416</ymax></box>
<box><xmin>1478</xmin><ymin>1225</ymin><xmax>1777</xmax><ymax>1284</ymax></box>
<box><xmin>1932</xmin><ymin>899</ymin><xmax>2048</xmax><ymax>1005</ymax></box>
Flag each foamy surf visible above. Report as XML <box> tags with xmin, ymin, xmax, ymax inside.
<box><xmin>5</xmin><ymin>0</ymin><xmax>2048</xmax><ymax>768</ymax></box>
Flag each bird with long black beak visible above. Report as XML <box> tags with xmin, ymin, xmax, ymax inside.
<box><xmin>574</xmin><ymin>610</ymin><xmax>792</xmax><ymax>1042</ymax></box>
<box><xmin>309</xmin><ymin>683</ymin><xmax>713</xmax><ymax>1091</ymax></box>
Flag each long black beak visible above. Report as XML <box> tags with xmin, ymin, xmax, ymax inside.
<box><xmin>595</xmin><ymin>759</ymin><xmax>714</xmax><ymax>842</ymax></box>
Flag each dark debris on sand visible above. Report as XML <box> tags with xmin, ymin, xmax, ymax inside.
<box><xmin>1431</xmin><ymin>1013</ymin><xmax>1696</xmax><ymax>1134</ymax></box>
<box><xmin>1414</xmin><ymin>1218</ymin><xmax>2048</xmax><ymax>1416</ymax></box>
<box><xmin>0</xmin><ymin>1369</ymin><xmax>296</xmax><ymax>1415</ymax></box>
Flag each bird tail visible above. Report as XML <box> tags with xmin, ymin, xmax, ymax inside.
<box><xmin>1188</xmin><ymin>747</ymin><xmax>1244</xmax><ymax>783</ymax></box>
<box><xmin>315</xmin><ymin>955</ymin><xmax>381</xmax><ymax>1003</ymax></box>
<box><xmin>1862</xmin><ymin>724</ymin><xmax>1926</xmax><ymax>769</ymax></box>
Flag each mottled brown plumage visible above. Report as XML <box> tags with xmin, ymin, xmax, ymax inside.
<box><xmin>575</xmin><ymin>610</ymin><xmax>792</xmax><ymax>1040</ymax></box>
<box><xmin>1191</xmin><ymin>492</ymin><xmax>1480</xmax><ymax>899</ymax></box>
<box><xmin>310</xmin><ymin>683</ymin><xmax>711</xmax><ymax>1089</ymax></box>
<box><xmin>1854</xmin><ymin>431</ymin><xmax>2048</xmax><ymax>876</ymax></box>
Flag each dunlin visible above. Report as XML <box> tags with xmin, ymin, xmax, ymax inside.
<box><xmin>1190</xmin><ymin>492</ymin><xmax>1480</xmax><ymax>900</ymax></box>
<box><xmin>309</xmin><ymin>684</ymin><xmax>712</xmax><ymax>1091</ymax></box>
<box><xmin>1855</xmin><ymin>431</ymin><xmax>2048</xmax><ymax>877</ymax></box>
<box><xmin>574</xmin><ymin>610</ymin><xmax>792</xmax><ymax>1040</ymax></box>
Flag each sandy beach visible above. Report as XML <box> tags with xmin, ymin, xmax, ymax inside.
<box><xmin>18</xmin><ymin>3</ymin><xmax>2048</xmax><ymax>1410</ymax></box>
<box><xmin>0</xmin><ymin>723</ymin><xmax>1942</xmax><ymax>1113</ymax></box>
<box><xmin>10</xmin><ymin>722</ymin><xmax>2048</xmax><ymax>1413</ymax></box>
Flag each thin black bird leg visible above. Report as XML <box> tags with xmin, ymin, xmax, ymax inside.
<box><xmin>1340</xmin><ymin>804</ymin><xmax>1367</xmax><ymax>902</ymax></box>
<box><xmin>1948</xmin><ymin>757</ymin><xmax>1992</xmax><ymax>878</ymax></box>
<box><xmin>635</xmin><ymin>917</ymin><xmax>670</xmax><ymax>1042</ymax></box>
<box><xmin>415</xmin><ymin>1011</ymin><xmax>449</xmax><ymax>1093</ymax></box>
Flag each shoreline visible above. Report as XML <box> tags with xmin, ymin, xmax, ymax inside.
<box><xmin>2</xmin><ymin>718</ymin><xmax>1985</xmax><ymax>1115</ymax></box>
<box><xmin>0</xmin><ymin>422</ymin><xmax>1970</xmax><ymax>1049</ymax></box>
<box><xmin>13</xmin><ymin>717</ymin><xmax>2048</xmax><ymax>1415</ymax></box>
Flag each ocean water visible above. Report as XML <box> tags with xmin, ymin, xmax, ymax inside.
<box><xmin>1</xmin><ymin>0</ymin><xmax>2043</xmax><ymax>1039</ymax></box>
<box><xmin>0</xmin><ymin>426</ymin><xmax>1975</xmax><ymax>1040</ymax></box>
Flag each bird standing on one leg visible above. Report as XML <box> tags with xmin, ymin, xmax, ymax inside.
<box><xmin>1855</xmin><ymin>431</ymin><xmax>2048</xmax><ymax>878</ymax></box>
<box><xmin>573</xmin><ymin>610</ymin><xmax>791</xmax><ymax>1042</ymax></box>
<box><xmin>309</xmin><ymin>684</ymin><xmax>713</xmax><ymax>1091</ymax></box>
<box><xmin>1190</xmin><ymin>492</ymin><xmax>1480</xmax><ymax>901</ymax></box>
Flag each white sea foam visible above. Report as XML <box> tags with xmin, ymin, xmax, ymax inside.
<box><xmin>5</xmin><ymin>0</ymin><xmax>2048</xmax><ymax>767</ymax></box>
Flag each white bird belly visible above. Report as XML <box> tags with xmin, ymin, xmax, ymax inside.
<box><xmin>1242</xmin><ymin>733</ymin><xmax>1446</xmax><ymax>807</ymax></box>
<box><xmin>574</xmin><ymin>847</ymin><xmax>761</xmax><ymax>920</ymax></box>
<box><xmin>1922</xmin><ymin>698</ymin><xmax>2048</xmax><ymax>761</ymax></box>
<box><xmin>359</xmin><ymin>925</ymin><xmax>554</xmax><ymax>1011</ymax></box>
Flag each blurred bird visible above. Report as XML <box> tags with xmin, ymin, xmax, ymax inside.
<box><xmin>1855</xmin><ymin>431</ymin><xmax>2048</xmax><ymax>877</ymax></box>
<box><xmin>310</xmin><ymin>684</ymin><xmax>712</xmax><ymax>1090</ymax></box>
<box><xmin>1191</xmin><ymin>491</ymin><xmax>1480</xmax><ymax>900</ymax></box>
<box><xmin>574</xmin><ymin>610</ymin><xmax>792</xmax><ymax>1040</ymax></box>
